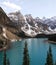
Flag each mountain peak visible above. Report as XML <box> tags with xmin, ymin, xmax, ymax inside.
<box><xmin>0</xmin><ymin>7</ymin><xmax>5</xmax><ymax>13</ymax></box>
<box><xmin>8</xmin><ymin>11</ymin><xmax>21</xmax><ymax>15</ymax></box>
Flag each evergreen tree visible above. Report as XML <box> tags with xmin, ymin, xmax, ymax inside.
<box><xmin>23</xmin><ymin>41</ymin><xmax>30</xmax><ymax>65</ymax></box>
<box><xmin>3</xmin><ymin>50</ymin><xmax>7</xmax><ymax>65</ymax></box>
<box><xmin>45</xmin><ymin>45</ymin><xmax>53</xmax><ymax>65</ymax></box>
<box><xmin>7</xmin><ymin>59</ymin><xmax>10</xmax><ymax>65</ymax></box>
<box><xmin>54</xmin><ymin>61</ymin><xmax>56</xmax><ymax>65</ymax></box>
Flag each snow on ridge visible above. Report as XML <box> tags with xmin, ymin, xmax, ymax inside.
<box><xmin>2</xmin><ymin>28</ymin><xmax>8</xmax><ymax>39</ymax></box>
<box><xmin>8</xmin><ymin>14</ymin><xmax>19</xmax><ymax>21</ymax></box>
<box><xmin>3</xmin><ymin>33</ymin><xmax>8</xmax><ymax>39</ymax></box>
<box><xmin>21</xmin><ymin>16</ymin><xmax>38</xmax><ymax>37</ymax></box>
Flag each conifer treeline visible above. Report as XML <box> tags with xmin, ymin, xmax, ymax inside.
<box><xmin>3</xmin><ymin>50</ymin><xmax>10</xmax><ymax>65</ymax></box>
<box><xmin>23</xmin><ymin>41</ymin><xmax>30</xmax><ymax>65</ymax></box>
<box><xmin>45</xmin><ymin>45</ymin><xmax>56</xmax><ymax>65</ymax></box>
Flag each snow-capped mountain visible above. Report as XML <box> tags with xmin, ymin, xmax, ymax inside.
<box><xmin>8</xmin><ymin>12</ymin><xmax>43</xmax><ymax>37</ymax></box>
<box><xmin>8</xmin><ymin>11</ymin><xmax>56</xmax><ymax>37</ymax></box>
<box><xmin>0</xmin><ymin>6</ymin><xmax>56</xmax><ymax>37</ymax></box>
<box><xmin>8</xmin><ymin>11</ymin><xmax>26</xmax><ymax>26</ymax></box>
<box><xmin>42</xmin><ymin>17</ymin><xmax>56</xmax><ymax>29</ymax></box>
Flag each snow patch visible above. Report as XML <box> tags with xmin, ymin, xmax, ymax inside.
<box><xmin>10</xmin><ymin>39</ymin><xmax>17</xmax><ymax>42</ymax></box>
<box><xmin>3</xmin><ymin>33</ymin><xmax>8</xmax><ymax>39</ymax></box>
<box><xmin>21</xmin><ymin>16</ymin><xmax>38</xmax><ymax>37</ymax></box>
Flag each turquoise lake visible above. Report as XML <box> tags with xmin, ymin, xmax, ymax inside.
<box><xmin>0</xmin><ymin>38</ymin><xmax>56</xmax><ymax>65</ymax></box>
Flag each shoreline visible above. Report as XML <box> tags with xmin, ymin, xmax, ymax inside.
<box><xmin>0</xmin><ymin>39</ymin><xmax>21</xmax><ymax>52</ymax></box>
<box><xmin>0</xmin><ymin>45</ymin><xmax>8</xmax><ymax>51</ymax></box>
<box><xmin>0</xmin><ymin>38</ymin><xmax>56</xmax><ymax>52</ymax></box>
<box><xmin>44</xmin><ymin>40</ymin><xmax>56</xmax><ymax>44</ymax></box>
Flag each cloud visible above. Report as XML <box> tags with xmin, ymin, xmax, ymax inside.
<box><xmin>2</xmin><ymin>1</ymin><xmax>21</xmax><ymax>11</ymax></box>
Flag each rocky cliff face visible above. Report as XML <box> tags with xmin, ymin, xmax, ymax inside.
<box><xmin>0</xmin><ymin>7</ymin><xmax>21</xmax><ymax>41</ymax></box>
<box><xmin>8</xmin><ymin>11</ymin><xmax>26</xmax><ymax>26</ymax></box>
<box><xmin>8</xmin><ymin>11</ymin><xmax>26</xmax><ymax>33</ymax></box>
<box><xmin>0</xmin><ymin>7</ymin><xmax>12</xmax><ymax>26</ymax></box>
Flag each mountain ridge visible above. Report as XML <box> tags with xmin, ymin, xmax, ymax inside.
<box><xmin>0</xmin><ymin>7</ymin><xmax>21</xmax><ymax>41</ymax></box>
<box><xmin>8</xmin><ymin>10</ymin><xmax>56</xmax><ymax>37</ymax></box>
<box><xmin>0</xmin><ymin>7</ymin><xmax>56</xmax><ymax>37</ymax></box>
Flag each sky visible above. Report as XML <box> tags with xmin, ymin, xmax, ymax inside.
<box><xmin>0</xmin><ymin>0</ymin><xmax>56</xmax><ymax>18</ymax></box>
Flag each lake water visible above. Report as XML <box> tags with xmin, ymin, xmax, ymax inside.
<box><xmin>0</xmin><ymin>38</ymin><xmax>56</xmax><ymax>65</ymax></box>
